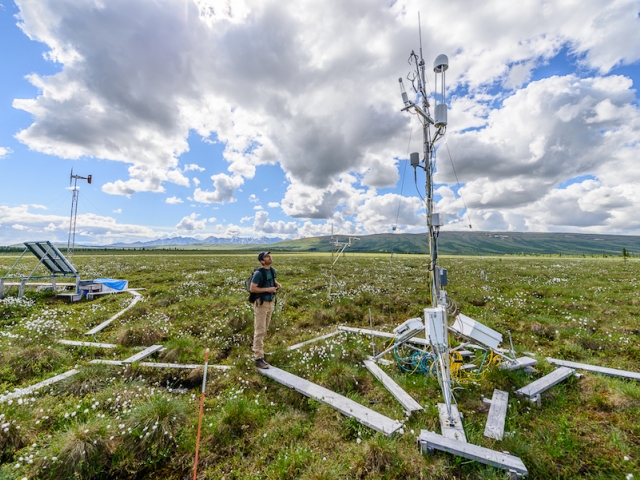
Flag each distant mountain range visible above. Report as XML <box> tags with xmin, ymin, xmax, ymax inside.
<box><xmin>264</xmin><ymin>231</ymin><xmax>640</xmax><ymax>256</ymax></box>
<box><xmin>4</xmin><ymin>232</ymin><xmax>640</xmax><ymax>256</ymax></box>
<box><xmin>110</xmin><ymin>235</ymin><xmax>284</xmax><ymax>247</ymax></box>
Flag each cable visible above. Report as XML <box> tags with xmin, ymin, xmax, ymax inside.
<box><xmin>443</xmin><ymin>136</ymin><xmax>473</xmax><ymax>229</ymax></box>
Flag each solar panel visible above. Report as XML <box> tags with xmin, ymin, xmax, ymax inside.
<box><xmin>23</xmin><ymin>241</ymin><xmax>78</xmax><ymax>275</ymax></box>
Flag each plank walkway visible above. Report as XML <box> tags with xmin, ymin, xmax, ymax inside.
<box><xmin>58</xmin><ymin>340</ymin><xmax>117</xmax><ymax>349</ymax></box>
<box><xmin>418</xmin><ymin>430</ymin><xmax>528</xmax><ymax>478</ymax></box>
<box><xmin>85</xmin><ymin>290</ymin><xmax>142</xmax><ymax>335</ymax></box>
<box><xmin>89</xmin><ymin>359</ymin><xmax>231</xmax><ymax>370</ymax></box>
<box><xmin>0</xmin><ymin>369</ymin><xmax>79</xmax><ymax>402</ymax></box>
<box><xmin>363</xmin><ymin>360</ymin><xmax>423</xmax><ymax>414</ymax></box>
<box><xmin>338</xmin><ymin>325</ymin><xmax>429</xmax><ymax>346</ymax></box>
<box><xmin>547</xmin><ymin>357</ymin><xmax>640</xmax><ymax>381</ymax></box>
<box><xmin>484</xmin><ymin>389</ymin><xmax>509</xmax><ymax>440</ymax></box>
<box><xmin>501</xmin><ymin>357</ymin><xmax>538</xmax><ymax>371</ymax></box>
<box><xmin>287</xmin><ymin>331</ymin><xmax>343</xmax><ymax>351</ymax></box>
<box><xmin>438</xmin><ymin>403</ymin><xmax>466</xmax><ymax>442</ymax></box>
<box><xmin>122</xmin><ymin>345</ymin><xmax>164</xmax><ymax>363</ymax></box>
<box><xmin>259</xmin><ymin>366</ymin><xmax>403</xmax><ymax>436</ymax></box>
<box><xmin>515</xmin><ymin>367</ymin><xmax>575</xmax><ymax>404</ymax></box>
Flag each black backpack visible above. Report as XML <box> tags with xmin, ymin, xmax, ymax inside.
<box><xmin>245</xmin><ymin>267</ymin><xmax>274</xmax><ymax>303</ymax></box>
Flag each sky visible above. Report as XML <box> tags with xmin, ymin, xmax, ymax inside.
<box><xmin>1</xmin><ymin>0</ymin><xmax>639</xmax><ymax>246</ymax></box>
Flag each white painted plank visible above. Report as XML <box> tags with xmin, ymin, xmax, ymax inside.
<box><xmin>501</xmin><ymin>357</ymin><xmax>538</xmax><ymax>371</ymax></box>
<box><xmin>363</xmin><ymin>360</ymin><xmax>423</xmax><ymax>414</ymax></box>
<box><xmin>58</xmin><ymin>339</ymin><xmax>117</xmax><ymax>349</ymax></box>
<box><xmin>85</xmin><ymin>290</ymin><xmax>142</xmax><ymax>335</ymax></box>
<box><xmin>287</xmin><ymin>330</ymin><xmax>343</xmax><ymax>351</ymax></box>
<box><xmin>515</xmin><ymin>367</ymin><xmax>574</xmax><ymax>401</ymax></box>
<box><xmin>122</xmin><ymin>345</ymin><xmax>163</xmax><ymax>363</ymax></box>
<box><xmin>259</xmin><ymin>366</ymin><xmax>403</xmax><ymax>436</ymax></box>
<box><xmin>418</xmin><ymin>430</ymin><xmax>528</xmax><ymax>477</ymax></box>
<box><xmin>0</xmin><ymin>369</ymin><xmax>79</xmax><ymax>402</ymax></box>
<box><xmin>338</xmin><ymin>325</ymin><xmax>429</xmax><ymax>346</ymax></box>
<box><xmin>547</xmin><ymin>357</ymin><xmax>640</xmax><ymax>381</ymax></box>
<box><xmin>438</xmin><ymin>403</ymin><xmax>467</xmax><ymax>443</ymax></box>
<box><xmin>484</xmin><ymin>389</ymin><xmax>509</xmax><ymax>440</ymax></box>
<box><xmin>89</xmin><ymin>360</ymin><xmax>124</xmax><ymax>365</ymax></box>
<box><xmin>89</xmin><ymin>359</ymin><xmax>230</xmax><ymax>370</ymax></box>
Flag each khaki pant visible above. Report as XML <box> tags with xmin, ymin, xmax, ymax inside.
<box><xmin>253</xmin><ymin>299</ymin><xmax>274</xmax><ymax>360</ymax></box>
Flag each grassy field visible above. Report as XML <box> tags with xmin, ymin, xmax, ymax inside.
<box><xmin>0</xmin><ymin>252</ymin><xmax>639</xmax><ymax>479</ymax></box>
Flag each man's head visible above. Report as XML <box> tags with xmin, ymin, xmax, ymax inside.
<box><xmin>258</xmin><ymin>251</ymin><xmax>272</xmax><ymax>266</ymax></box>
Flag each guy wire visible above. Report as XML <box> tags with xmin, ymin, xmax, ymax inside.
<box><xmin>443</xmin><ymin>137</ymin><xmax>473</xmax><ymax>229</ymax></box>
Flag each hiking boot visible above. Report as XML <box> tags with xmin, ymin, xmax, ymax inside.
<box><xmin>255</xmin><ymin>358</ymin><xmax>270</xmax><ymax>369</ymax></box>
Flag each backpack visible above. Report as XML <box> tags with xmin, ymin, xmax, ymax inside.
<box><xmin>246</xmin><ymin>267</ymin><xmax>275</xmax><ymax>303</ymax></box>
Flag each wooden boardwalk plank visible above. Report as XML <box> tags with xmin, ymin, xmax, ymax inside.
<box><xmin>122</xmin><ymin>345</ymin><xmax>163</xmax><ymax>363</ymax></box>
<box><xmin>438</xmin><ymin>403</ymin><xmax>467</xmax><ymax>443</ymax></box>
<box><xmin>85</xmin><ymin>290</ymin><xmax>142</xmax><ymax>335</ymax></box>
<box><xmin>0</xmin><ymin>369</ymin><xmax>79</xmax><ymax>402</ymax></box>
<box><xmin>338</xmin><ymin>326</ymin><xmax>429</xmax><ymax>346</ymax></box>
<box><xmin>547</xmin><ymin>357</ymin><xmax>640</xmax><ymax>381</ymax></box>
<box><xmin>501</xmin><ymin>357</ymin><xmax>538</xmax><ymax>371</ymax></box>
<box><xmin>418</xmin><ymin>430</ymin><xmax>528</xmax><ymax>477</ymax></box>
<box><xmin>89</xmin><ymin>359</ymin><xmax>230</xmax><ymax>370</ymax></box>
<box><xmin>363</xmin><ymin>360</ymin><xmax>423</xmax><ymax>414</ymax></box>
<box><xmin>58</xmin><ymin>339</ymin><xmax>117</xmax><ymax>349</ymax></box>
<box><xmin>484</xmin><ymin>389</ymin><xmax>509</xmax><ymax>440</ymax></box>
<box><xmin>287</xmin><ymin>331</ymin><xmax>343</xmax><ymax>351</ymax></box>
<box><xmin>259</xmin><ymin>366</ymin><xmax>403</xmax><ymax>436</ymax></box>
<box><xmin>515</xmin><ymin>367</ymin><xmax>574</xmax><ymax>403</ymax></box>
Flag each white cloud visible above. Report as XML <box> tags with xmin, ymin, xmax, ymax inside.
<box><xmin>184</xmin><ymin>163</ymin><xmax>205</xmax><ymax>172</ymax></box>
<box><xmin>9</xmin><ymin>0</ymin><xmax>640</xmax><ymax>234</ymax></box>
<box><xmin>267</xmin><ymin>202</ymin><xmax>279</xmax><ymax>208</ymax></box>
<box><xmin>0</xmin><ymin>147</ymin><xmax>13</xmax><ymax>158</ymax></box>
<box><xmin>0</xmin><ymin>204</ymin><xmax>158</xmax><ymax>245</ymax></box>
<box><xmin>112</xmin><ymin>208</ymin><xmax>122</xmax><ymax>213</ymax></box>
<box><xmin>193</xmin><ymin>173</ymin><xmax>244</xmax><ymax>203</ymax></box>
<box><xmin>165</xmin><ymin>196</ymin><xmax>183</xmax><ymax>204</ymax></box>
<box><xmin>248</xmin><ymin>193</ymin><xmax>259</xmax><ymax>203</ymax></box>
<box><xmin>438</xmin><ymin>73</ymin><xmax>640</xmax><ymax>232</ymax></box>
<box><xmin>175</xmin><ymin>213</ymin><xmax>207</xmax><ymax>231</ymax></box>
<box><xmin>253</xmin><ymin>210</ymin><xmax>299</xmax><ymax>235</ymax></box>
<box><xmin>193</xmin><ymin>177</ymin><xmax>201</xmax><ymax>186</ymax></box>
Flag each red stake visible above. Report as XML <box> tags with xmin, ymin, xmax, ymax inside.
<box><xmin>193</xmin><ymin>348</ymin><xmax>210</xmax><ymax>480</ymax></box>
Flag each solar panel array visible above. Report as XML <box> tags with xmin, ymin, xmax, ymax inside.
<box><xmin>23</xmin><ymin>241</ymin><xmax>78</xmax><ymax>275</ymax></box>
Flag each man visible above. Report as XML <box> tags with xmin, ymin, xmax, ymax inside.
<box><xmin>250</xmin><ymin>251</ymin><xmax>281</xmax><ymax>369</ymax></box>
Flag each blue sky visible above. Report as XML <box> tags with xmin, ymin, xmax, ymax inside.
<box><xmin>1</xmin><ymin>0</ymin><xmax>639</xmax><ymax>246</ymax></box>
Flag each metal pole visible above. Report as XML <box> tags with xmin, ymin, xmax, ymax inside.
<box><xmin>193</xmin><ymin>348</ymin><xmax>209</xmax><ymax>480</ymax></box>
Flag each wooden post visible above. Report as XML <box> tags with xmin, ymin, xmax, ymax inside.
<box><xmin>193</xmin><ymin>348</ymin><xmax>210</xmax><ymax>480</ymax></box>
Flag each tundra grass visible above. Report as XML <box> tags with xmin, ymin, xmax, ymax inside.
<box><xmin>0</xmin><ymin>253</ymin><xmax>638</xmax><ymax>479</ymax></box>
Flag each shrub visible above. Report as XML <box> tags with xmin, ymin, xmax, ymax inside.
<box><xmin>33</xmin><ymin>418</ymin><xmax>115</xmax><ymax>479</ymax></box>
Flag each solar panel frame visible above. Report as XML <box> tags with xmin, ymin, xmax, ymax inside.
<box><xmin>23</xmin><ymin>241</ymin><xmax>78</xmax><ymax>276</ymax></box>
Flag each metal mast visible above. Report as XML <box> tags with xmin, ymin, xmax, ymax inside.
<box><xmin>399</xmin><ymin>33</ymin><xmax>452</xmax><ymax>422</ymax></box>
<box><xmin>67</xmin><ymin>169</ymin><xmax>92</xmax><ymax>260</ymax></box>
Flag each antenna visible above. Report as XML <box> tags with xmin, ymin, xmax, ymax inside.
<box><xmin>398</xmin><ymin>23</ymin><xmax>454</xmax><ymax>424</ymax></box>
<box><xmin>67</xmin><ymin>169</ymin><xmax>93</xmax><ymax>261</ymax></box>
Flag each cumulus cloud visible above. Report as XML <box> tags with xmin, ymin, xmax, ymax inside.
<box><xmin>0</xmin><ymin>204</ymin><xmax>158</xmax><ymax>245</ymax></box>
<box><xmin>183</xmin><ymin>163</ymin><xmax>205</xmax><ymax>172</ymax></box>
<box><xmin>0</xmin><ymin>147</ymin><xmax>12</xmax><ymax>158</ymax></box>
<box><xmin>267</xmin><ymin>202</ymin><xmax>279</xmax><ymax>208</ymax></box>
<box><xmin>193</xmin><ymin>173</ymin><xmax>244</xmax><ymax>203</ymax></box>
<box><xmin>253</xmin><ymin>210</ymin><xmax>299</xmax><ymax>235</ymax></box>
<box><xmin>165</xmin><ymin>196</ymin><xmax>183</xmax><ymax>204</ymax></box>
<box><xmin>176</xmin><ymin>213</ymin><xmax>207</xmax><ymax>231</ymax></box>
<box><xmin>9</xmin><ymin>0</ymin><xmax>640</xmax><ymax>234</ymax></box>
<box><xmin>438</xmin><ymin>73</ymin><xmax>640</xmax><ymax>233</ymax></box>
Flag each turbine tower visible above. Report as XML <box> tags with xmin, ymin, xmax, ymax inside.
<box><xmin>67</xmin><ymin>169</ymin><xmax>92</xmax><ymax>261</ymax></box>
